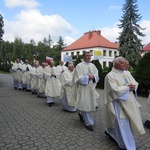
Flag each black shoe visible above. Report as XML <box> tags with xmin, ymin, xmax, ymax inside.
<box><xmin>26</xmin><ymin>89</ymin><xmax>31</xmax><ymax>92</ymax></box>
<box><xmin>63</xmin><ymin>109</ymin><xmax>76</xmax><ymax>113</ymax></box>
<box><xmin>95</xmin><ymin>106</ymin><xmax>98</xmax><ymax>111</ymax></box>
<box><xmin>144</xmin><ymin>120</ymin><xmax>150</xmax><ymax>129</ymax></box>
<box><xmin>85</xmin><ymin>125</ymin><xmax>94</xmax><ymax>131</ymax></box>
<box><xmin>14</xmin><ymin>87</ymin><xmax>17</xmax><ymax>90</ymax></box>
<box><xmin>22</xmin><ymin>88</ymin><xmax>27</xmax><ymax>91</ymax></box>
<box><xmin>48</xmin><ymin>102</ymin><xmax>54</xmax><ymax>107</ymax></box>
<box><xmin>32</xmin><ymin>91</ymin><xmax>36</xmax><ymax>94</ymax></box>
<box><xmin>78</xmin><ymin>113</ymin><xmax>84</xmax><ymax>123</ymax></box>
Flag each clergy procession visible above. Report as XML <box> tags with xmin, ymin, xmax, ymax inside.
<box><xmin>10</xmin><ymin>52</ymin><xmax>148</xmax><ymax>150</ymax></box>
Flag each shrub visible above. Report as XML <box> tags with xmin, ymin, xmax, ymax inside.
<box><xmin>135</xmin><ymin>53</ymin><xmax>150</xmax><ymax>96</ymax></box>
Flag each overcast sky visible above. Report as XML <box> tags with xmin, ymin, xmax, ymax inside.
<box><xmin>0</xmin><ymin>0</ymin><xmax>150</xmax><ymax>46</ymax></box>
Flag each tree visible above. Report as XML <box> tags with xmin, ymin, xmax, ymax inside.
<box><xmin>47</xmin><ymin>34</ymin><xmax>53</xmax><ymax>48</ymax></box>
<box><xmin>52</xmin><ymin>36</ymin><xmax>66</xmax><ymax>65</ymax></box>
<box><xmin>57</xmin><ymin>36</ymin><xmax>66</xmax><ymax>50</ymax></box>
<box><xmin>0</xmin><ymin>14</ymin><xmax>4</xmax><ymax>40</ymax></box>
<box><xmin>135</xmin><ymin>53</ymin><xmax>150</xmax><ymax>96</ymax></box>
<box><xmin>118</xmin><ymin>0</ymin><xmax>145</xmax><ymax>67</ymax></box>
<box><xmin>0</xmin><ymin>14</ymin><xmax>4</xmax><ymax>69</ymax></box>
<box><xmin>13</xmin><ymin>37</ymin><xmax>25</xmax><ymax>60</ymax></box>
<box><xmin>74</xmin><ymin>56</ymin><xmax>82</xmax><ymax>67</ymax></box>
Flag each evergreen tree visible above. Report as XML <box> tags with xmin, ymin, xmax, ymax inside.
<box><xmin>48</xmin><ymin>34</ymin><xmax>53</xmax><ymax>48</ymax></box>
<box><xmin>57</xmin><ymin>36</ymin><xmax>66</xmax><ymax>50</ymax></box>
<box><xmin>118</xmin><ymin>0</ymin><xmax>145</xmax><ymax>67</ymax></box>
<box><xmin>52</xmin><ymin>36</ymin><xmax>66</xmax><ymax>65</ymax></box>
<box><xmin>0</xmin><ymin>14</ymin><xmax>4</xmax><ymax>40</ymax></box>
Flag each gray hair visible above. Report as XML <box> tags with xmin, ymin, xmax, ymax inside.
<box><xmin>113</xmin><ymin>56</ymin><xmax>125</xmax><ymax>67</ymax></box>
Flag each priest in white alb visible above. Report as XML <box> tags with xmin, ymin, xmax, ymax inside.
<box><xmin>21</xmin><ymin>59</ymin><xmax>32</xmax><ymax>91</ymax></box>
<box><xmin>44</xmin><ymin>60</ymin><xmax>61</xmax><ymax>106</ymax></box>
<box><xmin>60</xmin><ymin>62</ymin><xmax>76</xmax><ymax>112</ymax></box>
<box><xmin>72</xmin><ymin>51</ymin><xmax>99</xmax><ymax>131</ymax></box>
<box><xmin>30</xmin><ymin>61</ymin><xmax>42</xmax><ymax>94</ymax></box>
<box><xmin>104</xmin><ymin>57</ymin><xmax>145</xmax><ymax>150</ymax></box>
<box><xmin>11</xmin><ymin>58</ymin><xmax>23</xmax><ymax>90</ymax></box>
<box><xmin>37</xmin><ymin>62</ymin><xmax>47</xmax><ymax>98</ymax></box>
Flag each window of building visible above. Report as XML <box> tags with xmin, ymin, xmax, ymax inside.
<box><xmin>114</xmin><ymin>51</ymin><xmax>117</xmax><ymax>57</ymax></box>
<box><xmin>103</xmin><ymin>62</ymin><xmax>106</xmax><ymax>68</ymax></box>
<box><xmin>77</xmin><ymin>51</ymin><xmax>80</xmax><ymax>56</ymax></box>
<box><xmin>66</xmin><ymin>53</ymin><xmax>68</xmax><ymax>55</ymax></box>
<box><xmin>103</xmin><ymin>50</ymin><xmax>106</xmax><ymax>56</ymax></box>
<box><xmin>109</xmin><ymin>51</ymin><xmax>112</xmax><ymax>57</ymax></box>
<box><xmin>109</xmin><ymin>62</ymin><xmax>112</xmax><ymax>67</ymax></box>
<box><xmin>71</xmin><ymin>52</ymin><xmax>74</xmax><ymax>56</ymax></box>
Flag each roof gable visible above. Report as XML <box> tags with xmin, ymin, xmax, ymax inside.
<box><xmin>63</xmin><ymin>30</ymin><xmax>119</xmax><ymax>51</ymax></box>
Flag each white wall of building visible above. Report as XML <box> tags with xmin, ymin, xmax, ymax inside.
<box><xmin>61</xmin><ymin>47</ymin><xmax>119</xmax><ymax>68</ymax></box>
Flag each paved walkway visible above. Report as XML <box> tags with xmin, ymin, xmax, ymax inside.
<box><xmin>0</xmin><ymin>73</ymin><xmax>150</xmax><ymax>150</ymax></box>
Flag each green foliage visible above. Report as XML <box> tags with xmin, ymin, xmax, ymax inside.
<box><xmin>65</xmin><ymin>62</ymin><xmax>69</xmax><ymax>67</ymax></box>
<box><xmin>0</xmin><ymin>34</ymin><xmax>67</xmax><ymax>71</ymax></box>
<box><xmin>118</xmin><ymin>0</ymin><xmax>145</xmax><ymax>67</ymax></box>
<box><xmin>51</xmin><ymin>36</ymin><xmax>66</xmax><ymax>65</ymax></box>
<box><xmin>13</xmin><ymin>37</ymin><xmax>25</xmax><ymax>60</ymax></box>
<box><xmin>74</xmin><ymin>57</ymin><xmax>82</xmax><ymax>67</ymax></box>
<box><xmin>135</xmin><ymin>53</ymin><xmax>150</xmax><ymax>96</ymax></box>
<box><xmin>91</xmin><ymin>60</ymin><xmax>103</xmax><ymax>88</ymax></box>
<box><xmin>0</xmin><ymin>14</ymin><xmax>4</xmax><ymax>40</ymax></box>
<box><xmin>91</xmin><ymin>60</ymin><xmax>102</xmax><ymax>73</ymax></box>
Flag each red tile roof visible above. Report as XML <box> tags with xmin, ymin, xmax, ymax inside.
<box><xmin>142</xmin><ymin>43</ymin><xmax>150</xmax><ymax>52</ymax></box>
<box><xmin>62</xmin><ymin>30</ymin><xmax>119</xmax><ymax>51</ymax></box>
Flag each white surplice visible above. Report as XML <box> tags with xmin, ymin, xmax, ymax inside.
<box><xmin>60</xmin><ymin>68</ymin><xmax>76</xmax><ymax>111</ymax></box>
<box><xmin>72</xmin><ymin>61</ymin><xmax>99</xmax><ymax>126</ymax></box>
<box><xmin>44</xmin><ymin>65</ymin><xmax>61</xmax><ymax>103</ymax></box>
<box><xmin>104</xmin><ymin>67</ymin><xmax>145</xmax><ymax>150</ymax></box>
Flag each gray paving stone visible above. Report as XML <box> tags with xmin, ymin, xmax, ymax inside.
<box><xmin>0</xmin><ymin>73</ymin><xmax>150</xmax><ymax>150</ymax></box>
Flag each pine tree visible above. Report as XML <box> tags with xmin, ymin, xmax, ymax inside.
<box><xmin>118</xmin><ymin>0</ymin><xmax>145</xmax><ymax>67</ymax></box>
<box><xmin>0</xmin><ymin>14</ymin><xmax>4</xmax><ymax>40</ymax></box>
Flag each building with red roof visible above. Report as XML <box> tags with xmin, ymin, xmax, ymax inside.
<box><xmin>141</xmin><ymin>43</ymin><xmax>150</xmax><ymax>56</ymax></box>
<box><xmin>61</xmin><ymin>30</ymin><xmax>119</xmax><ymax>68</ymax></box>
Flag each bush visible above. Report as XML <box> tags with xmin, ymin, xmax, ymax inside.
<box><xmin>135</xmin><ymin>53</ymin><xmax>150</xmax><ymax>96</ymax></box>
<box><xmin>91</xmin><ymin>60</ymin><xmax>104</xmax><ymax>89</ymax></box>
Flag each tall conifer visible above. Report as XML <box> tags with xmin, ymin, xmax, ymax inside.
<box><xmin>118</xmin><ymin>0</ymin><xmax>145</xmax><ymax>67</ymax></box>
<box><xmin>0</xmin><ymin>14</ymin><xmax>4</xmax><ymax>40</ymax></box>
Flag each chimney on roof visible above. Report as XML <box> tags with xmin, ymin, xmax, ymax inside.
<box><xmin>96</xmin><ymin>30</ymin><xmax>101</xmax><ymax>35</ymax></box>
<box><xmin>88</xmin><ymin>31</ymin><xmax>92</xmax><ymax>39</ymax></box>
<box><xmin>85</xmin><ymin>30</ymin><xmax>101</xmax><ymax>39</ymax></box>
